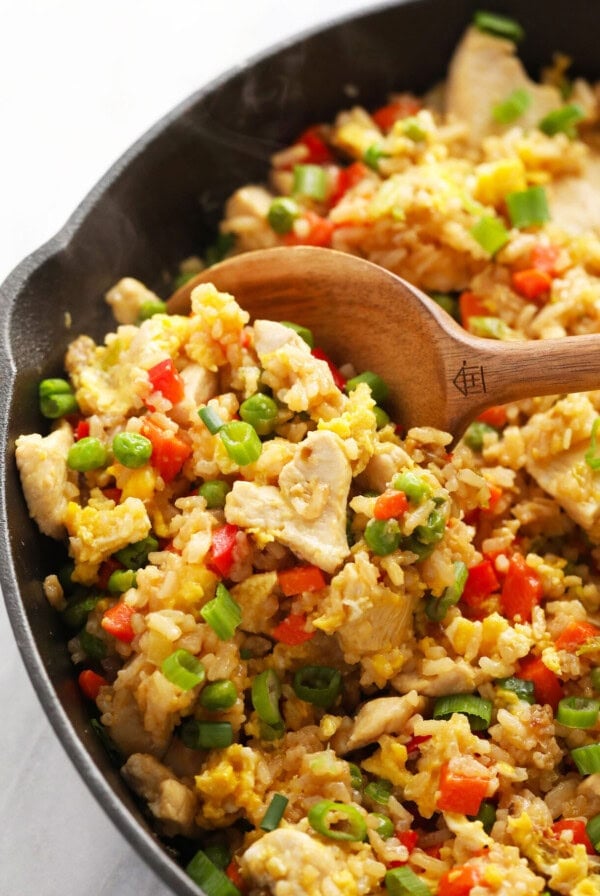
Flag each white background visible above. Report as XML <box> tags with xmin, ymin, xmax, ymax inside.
<box><xmin>0</xmin><ymin>1</ymin><xmax>386</xmax><ymax>893</ymax></box>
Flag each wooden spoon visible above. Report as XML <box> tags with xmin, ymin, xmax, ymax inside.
<box><xmin>167</xmin><ymin>245</ymin><xmax>600</xmax><ymax>443</ymax></box>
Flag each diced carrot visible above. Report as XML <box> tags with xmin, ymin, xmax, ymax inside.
<box><xmin>437</xmin><ymin>863</ymin><xmax>484</xmax><ymax>896</ymax></box>
<box><xmin>461</xmin><ymin>559</ymin><xmax>500</xmax><ymax>609</ymax></box>
<box><xmin>296</xmin><ymin>126</ymin><xmax>335</xmax><ymax>164</ymax></box>
<box><xmin>271</xmin><ymin>613</ymin><xmax>315</xmax><ymax>646</ymax></box>
<box><xmin>311</xmin><ymin>347</ymin><xmax>347</xmax><ymax>389</ymax></box>
<box><xmin>500</xmin><ymin>552</ymin><xmax>543</xmax><ymax>622</ymax></box>
<box><xmin>372</xmin><ymin>94</ymin><xmax>422</xmax><ymax>131</ymax></box>
<box><xmin>284</xmin><ymin>211</ymin><xmax>334</xmax><ymax>248</ymax></box>
<box><xmin>555</xmin><ymin>620</ymin><xmax>600</xmax><ymax>652</ymax></box>
<box><xmin>437</xmin><ymin>761</ymin><xmax>490</xmax><ymax>816</ymax></box>
<box><xmin>530</xmin><ymin>243</ymin><xmax>560</xmax><ymax>275</ymax></box>
<box><xmin>140</xmin><ymin>419</ymin><xmax>192</xmax><ymax>483</ymax></box>
<box><xmin>551</xmin><ymin>819</ymin><xmax>595</xmax><ymax>855</ymax></box>
<box><xmin>459</xmin><ymin>291</ymin><xmax>488</xmax><ymax>328</ymax></box>
<box><xmin>373</xmin><ymin>489</ymin><xmax>409</xmax><ymax>520</ymax></box>
<box><xmin>78</xmin><ymin>669</ymin><xmax>109</xmax><ymax>701</ymax></box>
<box><xmin>477</xmin><ymin>405</ymin><xmax>508</xmax><ymax>428</ymax></box>
<box><xmin>518</xmin><ymin>654</ymin><xmax>563</xmax><ymax>710</ymax></box>
<box><xmin>329</xmin><ymin>161</ymin><xmax>370</xmax><ymax>206</ymax></box>
<box><xmin>101</xmin><ymin>602</ymin><xmax>135</xmax><ymax>643</ymax></box>
<box><xmin>147</xmin><ymin>358</ymin><xmax>185</xmax><ymax>405</ymax></box>
<box><xmin>277</xmin><ymin>565</ymin><xmax>327</xmax><ymax>597</ymax></box>
<box><xmin>511</xmin><ymin>268</ymin><xmax>553</xmax><ymax>302</ymax></box>
<box><xmin>405</xmin><ymin>734</ymin><xmax>432</xmax><ymax>754</ymax></box>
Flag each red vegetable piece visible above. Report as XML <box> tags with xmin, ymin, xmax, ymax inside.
<box><xmin>461</xmin><ymin>560</ymin><xmax>500</xmax><ymax>609</ymax></box>
<box><xmin>101</xmin><ymin>602</ymin><xmax>135</xmax><ymax>643</ymax></box>
<box><xmin>78</xmin><ymin>669</ymin><xmax>108</xmax><ymax>701</ymax></box>
<box><xmin>500</xmin><ymin>552</ymin><xmax>543</xmax><ymax>622</ymax></box>
<box><xmin>296</xmin><ymin>126</ymin><xmax>334</xmax><ymax>165</ymax></box>
<box><xmin>74</xmin><ymin>419</ymin><xmax>90</xmax><ymax>441</ymax></box>
<box><xmin>329</xmin><ymin>161</ymin><xmax>370</xmax><ymax>206</ymax></box>
<box><xmin>277</xmin><ymin>565</ymin><xmax>326</xmax><ymax>597</ymax></box>
<box><xmin>373</xmin><ymin>490</ymin><xmax>409</xmax><ymax>520</ymax></box>
<box><xmin>147</xmin><ymin>358</ymin><xmax>185</xmax><ymax>405</ymax></box>
<box><xmin>141</xmin><ymin>419</ymin><xmax>192</xmax><ymax>483</ymax></box>
<box><xmin>551</xmin><ymin>819</ymin><xmax>595</xmax><ymax>855</ymax></box>
<box><xmin>284</xmin><ymin>211</ymin><xmax>335</xmax><ymax>248</ymax></box>
<box><xmin>208</xmin><ymin>523</ymin><xmax>240</xmax><ymax>578</ymax></box>
<box><xmin>458</xmin><ymin>291</ymin><xmax>488</xmax><ymax>328</ymax></box>
<box><xmin>437</xmin><ymin>863</ymin><xmax>483</xmax><ymax>896</ymax></box>
<box><xmin>372</xmin><ymin>94</ymin><xmax>422</xmax><ymax>131</ymax></box>
<box><xmin>476</xmin><ymin>405</ymin><xmax>508</xmax><ymax>428</ymax></box>
<box><xmin>511</xmin><ymin>268</ymin><xmax>553</xmax><ymax>303</ymax></box>
<box><xmin>555</xmin><ymin>620</ymin><xmax>600</xmax><ymax>652</ymax></box>
<box><xmin>271</xmin><ymin>613</ymin><xmax>315</xmax><ymax>646</ymax></box>
<box><xmin>518</xmin><ymin>654</ymin><xmax>563</xmax><ymax>710</ymax></box>
<box><xmin>311</xmin><ymin>347</ymin><xmax>347</xmax><ymax>389</ymax></box>
<box><xmin>437</xmin><ymin>760</ymin><xmax>490</xmax><ymax>816</ymax></box>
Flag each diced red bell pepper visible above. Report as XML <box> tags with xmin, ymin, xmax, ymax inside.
<box><xmin>405</xmin><ymin>734</ymin><xmax>432</xmax><ymax>754</ymax></box>
<box><xmin>207</xmin><ymin>523</ymin><xmax>240</xmax><ymax>578</ymax></box>
<box><xmin>373</xmin><ymin>489</ymin><xmax>409</xmax><ymax>520</ymax></box>
<box><xmin>101</xmin><ymin>602</ymin><xmax>135</xmax><ymax>643</ymax></box>
<box><xmin>296</xmin><ymin>126</ymin><xmax>335</xmax><ymax>164</ymax></box>
<box><xmin>555</xmin><ymin>620</ymin><xmax>600</xmax><ymax>652</ymax></box>
<box><xmin>500</xmin><ymin>553</ymin><xmax>543</xmax><ymax>622</ymax></box>
<box><xmin>372</xmin><ymin>94</ymin><xmax>422</xmax><ymax>131</ymax></box>
<box><xmin>78</xmin><ymin>669</ymin><xmax>109</xmax><ymax>701</ymax></box>
<box><xmin>74</xmin><ymin>419</ymin><xmax>90</xmax><ymax>441</ymax></box>
<box><xmin>518</xmin><ymin>654</ymin><xmax>563</xmax><ymax>710</ymax></box>
<box><xmin>329</xmin><ymin>161</ymin><xmax>370</xmax><ymax>206</ymax></box>
<box><xmin>437</xmin><ymin>760</ymin><xmax>491</xmax><ymax>816</ymax></box>
<box><xmin>277</xmin><ymin>565</ymin><xmax>326</xmax><ymax>597</ymax></box>
<box><xmin>511</xmin><ymin>268</ymin><xmax>553</xmax><ymax>303</ymax></box>
<box><xmin>396</xmin><ymin>829</ymin><xmax>419</xmax><ymax>854</ymax></box>
<box><xmin>437</xmin><ymin>863</ymin><xmax>484</xmax><ymax>896</ymax></box>
<box><xmin>461</xmin><ymin>559</ymin><xmax>500</xmax><ymax>609</ymax></box>
<box><xmin>97</xmin><ymin>557</ymin><xmax>123</xmax><ymax>591</ymax></box>
<box><xmin>459</xmin><ymin>291</ymin><xmax>488</xmax><ymax>328</ymax></box>
<box><xmin>311</xmin><ymin>347</ymin><xmax>347</xmax><ymax>389</ymax></box>
<box><xmin>102</xmin><ymin>487</ymin><xmax>123</xmax><ymax>504</ymax></box>
<box><xmin>551</xmin><ymin>819</ymin><xmax>595</xmax><ymax>855</ymax></box>
<box><xmin>530</xmin><ymin>244</ymin><xmax>560</xmax><ymax>275</ymax></box>
<box><xmin>147</xmin><ymin>358</ymin><xmax>185</xmax><ymax>405</ymax></box>
<box><xmin>284</xmin><ymin>211</ymin><xmax>335</xmax><ymax>248</ymax></box>
<box><xmin>140</xmin><ymin>419</ymin><xmax>192</xmax><ymax>483</ymax></box>
<box><xmin>477</xmin><ymin>405</ymin><xmax>508</xmax><ymax>429</ymax></box>
<box><xmin>271</xmin><ymin>613</ymin><xmax>315</xmax><ymax>646</ymax></box>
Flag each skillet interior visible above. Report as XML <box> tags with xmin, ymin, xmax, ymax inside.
<box><xmin>1</xmin><ymin>0</ymin><xmax>599</xmax><ymax>891</ymax></box>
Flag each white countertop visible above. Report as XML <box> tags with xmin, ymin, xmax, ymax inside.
<box><xmin>0</xmin><ymin>2</ymin><xmax>381</xmax><ymax>893</ymax></box>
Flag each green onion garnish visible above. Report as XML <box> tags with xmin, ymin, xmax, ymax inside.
<box><xmin>495</xmin><ymin>676</ymin><xmax>535</xmax><ymax>704</ymax></box>
<box><xmin>67</xmin><ymin>437</ymin><xmax>109</xmax><ymax>472</ymax></box>
<box><xmin>372</xmin><ymin>813</ymin><xmax>395</xmax><ymax>839</ymax></box>
<box><xmin>464</xmin><ymin>421</ymin><xmax>497</xmax><ymax>451</ymax></box>
<box><xmin>239</xmin><ymin>393</ymin><xmax>279</xmax><ymax>436</ymax></box>
<box><xmin>260</xmin><ymin>793</ymin><xmax>289</xmax><ymax>832</ymax></box>
<box><xmin>364</xmin><ymin>518</ymin><xmax>401</xmax><ymax>556</ymax></box>
<box><xmin>138</xmin><ymin>298</ymin><xmax>168</xmax><ymax>321</ymax></box>
<box><xmin>363</xmin><ymin>144</ymin><xmax>387</xmax><ymax>170</ymax></box>
<box><xmin>586</xmin><ymin>812</ymin><xmax>600</xmax><ymax>852</ymax></box>
<box><xmin>267</xmin><ymin>197</ymin><xmax>300</xmax><ymax>234</ymax></box>
<box><xmin>259</xmin><ymin>718</ymin><xmax>285</xmax><ymax>741</ymax></box>
<box><xmin>349</xmin><ymin>762</ymin><xmax>364</xmax><ymax>791</ymax></box>
<box><xmin>251</xmin><ymin>669</ymin><xmax>282</xmax><ymax>725</ymax></box>
<box><xmin>293</xmin><ymin>164</ymin><xmax>328</xmax><ymax>200</ymax></box>
<box><xmin>345</xmin><ymin>370</ymin><xmax>389</xmax><ymax>405</ymax></box>
<box><xmin>62</xmin><ymin>594</ymin><xmax>101</xmax><ymax>629</ymax></box>
<box><xmin>201</xmin><ymin>583</ymin><xmax>242</xmax><ymax>641</ymax></box>
<box><xmin>468</xmin><ymin>316</ymin><xmax>514</xmax><ymax>340</ymax></box>
<box><xmin>181</xmin><ymin>719</ymin><xmax>234</xmax><ymax>750</ymax></box>
<box><xmin>433</xmin><ymin>693</ymin><xmax>493</xmax><ymax>731</ymax></box>
<box><xmin>492</xmin><ymin>88</ymin><xmax>531</xmax><ymax>124</ymax></box>
<box><xmin>38</xmin><ymin>377</ymin><xmax>79</xmax><ymax>419</ymax></box>
<box><xmin>373</xmin><ymin>406</ymin><xmax>390</xmax><ymax>429</ymax></box>
<box><xmin>198</xmin><ymin>405</ymin><xmax>225</xmax><ymax>434</ymax></box>
<box><xmin>219</xmin><ymin>420</ymin><xmax>263</xmax><ymax>465</ymax></box>
<box><xmin>426</xmin><ymin>560</ymin><xmax>468</xmax><ymax>622</ymax></box>
<box><xmin>414</xmin><ymin>509</ymin><xmax>446</xmax><ymax>546</ymax></box>
<box><xmin>571</xmin><ymin>743</ymin><xmax>600</xmax><ymax>775</ymax></box>
<box><xmin>198</xmin><ymin>479</ymin><xmax>231</xmax><ymax>509</ymax></box>
<box><xmin>556</xmin><ymin>696</ymin><xmax>600</xmax><ymax>729</ymax></box>
<box><xmin>539</xmin><ymin>104</ymin><xmax>585</xmax><ymax>138</ymax></box>
<box><xmin>470</xmin><ymin>215</ymin><xmax>510</xmax><ymax>255</ymax></box>
<box><xmin>200</xmin><ymin>679</ymin><xmax>238</xmax><ymax>711</ymax></box>
<box><xmin>473</xmin><ymin>10</ymin><xmax>524</xmax><ymax>42</ymax></box>
<box><xmin>161</xmin><ymin>649</ymin><xmax>206</xmax><ymax>691</ymax></box>
<box><xmin>308</xmin><ymin>799</ymin><xmax>367</xmax><ymax>842</ymax></box>
<box><xmin>279</xmin><ymin>320</ymin><xmax>315</xmax><ymax>348</ymax></box>
<box><xmin>364</xmin><ymin>778</ymin><xmax>393</xmax><ymax>805</ymax></box>
<box><xmin>79</xmin><ymin>630</ymin><xmax>107</xmax><ymax>661</ymax></box>
<box><xmin>429</xmin><ymin>292</ymin><xmax>459</xmax><ymax>319</ymax></box>
<box><xmin>591</xmin><ymin>668</ymin><xmax>600</xmax><ymax>692</ymax></box>
<box><xmin>185</xmin><ymin>850</ymin><xmax>240</xmax><ymax>896</ymax></box>
<box><xmin>385</xmin><ymin>866</ymin><xmax>432</xmax><ymax>896</ymax></box>
<box><xmin>293</xmin><ymin>665</ymin><xmax>342</xmax><ymax>708</ymax></box>
<box><xmin>506</xmin><ymin>185</ymin><xmax>550</xmax><ymax>228</ymax></box>
<box><xmin>202</xmin><ymin>842</ymin><xmax>231</xmax><ymax>871</ymax></box>
<box><xmin>585</xmin><ymin>418</ymin><xmax>600</xmax><ymax>470</ymax></box>
<box><xmin>401</xmin><ymin>117</ymin><xmax>427</xmax><ymax>142</ymax></box>
<box><xmin>471</xmin><ymin>799</ymin><xmax>497</xmax><ymax>834</ymax></box>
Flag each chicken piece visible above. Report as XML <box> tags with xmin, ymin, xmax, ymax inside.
<box><xmin>230</xmin><ymin>572</ymin><xmax>279</xmax><ymax>634</ymax></box>
<box><xmin>445</xmin><ymin>27</ymin><xmax>562</xmax><ymax>145</ymax></box>
<box><xmin>254</xmin><ymin>320</ymin><xmax>346</xmax><ymax>422</ymax></box>
<box><xmin>15</xmin><ymin>422</ymin><xmax>75</xmax><ymax>538</ymax></box>
<box><xmin>170</xmin><ymin>361</ymin><xmax>219</xmax><ymax>426</ymax></box>
<box><xmin>344</xmin><ymin>691</ymin><xmax>426</xmax><ymax>752</ymax></box>
<box><xmin>105</xmin><ymin>277</ymin><xmax>163</xmax><ymax>325</ymax></box>
<box><xmin>548</xmin><ymin>154</ymin><xmax>600</xmax><ymax>234</ymax></box>
<box><xmin>225</xmin><ymin>430</ymin><xmax>351</xmax><ymax>573</ymax></box>
<box><xmin>241</xmin><ymin>827</ymin><xmax>384</xmax><ymax>896</ymax></box>
<box><xmin>393</xmin><ymin>659</ymin><xmax>480</xmax><ymax>697</ymax></box>
<box><xmin>121</xmin><ymin>753</ymin><xmax>198</xmax><ymax>837</ymax></box>
<box><xmin>221</xmin><ymin>185</ymin><xmax>279</xmax><ymax>252</ymax></box>
<box><xmin>356</xmin><ymin>442</ymin><xmax>414</xmax><ymax>493</ymax></box>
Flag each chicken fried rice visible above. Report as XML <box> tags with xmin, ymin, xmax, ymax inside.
<box><xmin>15</xmin><ymin>11</ymin><xmax>600</xmax><ymax>896</ymax></box>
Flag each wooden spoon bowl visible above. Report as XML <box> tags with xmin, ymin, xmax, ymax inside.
<box><xmin>168</xmin><ymin>245</ymin><xmax>600</xmax><ymax>442</ymax></box>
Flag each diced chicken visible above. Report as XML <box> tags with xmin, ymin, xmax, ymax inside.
<box><xmin>221</xmin><ymin>185</ymin><xmax>279</xmax><ymax>252</ymax></box>
<box><xmin>548</xmin><ymin>155</ymin><xmax>600</xmax><ymax>234</ymax></box>
<box><xmin>225</xmin><ymin>430</ymin><xmax>351</xmax><ymax>573</ymax></box>
<box><xmin>15</xmin><ymin>423</ymin><xmax>75</xmax><ymax>538</ymax></box>
<box><xmin>105</xmin><ymin>277</ymin><xmax>163</xmax><ymax>325</ymax></box>
<box><xmin>393</xmin><ymin>659</ymin><xmax>480</xmax><ymax>697</ymax></box>
<box><xmin>344</xmin><ymin>691</ymin><xmax>426</xmax><ymax>752</ymax></box>
<box><xmin>356</xmin><ymin>442</ymin><xmax>414</xmax><ymax>493</ymax></box>
<box><xmin>445</xmin><ymin>27</ymin><xmax>562</xmax><ymax>145</ymax></box>
<box><xmin>170</xmin><ymin>361</ymin><xmax>219</xmax><ymax>426</ymax></box>
<box><xmin>121</xmin><ymin>753</ymin><xmax>198</xmax><ymax>837</ymax></box>
<box><xmin>254</xmin><ymin>320</ymin><xmax>346</xmax><ymax>421</ymax></box>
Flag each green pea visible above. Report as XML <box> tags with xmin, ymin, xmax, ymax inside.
<box><xmin>373</xmin><ymin>406</ymin><xmax>390</xmax><ymax>430</ymax></box>
<box><xmin>62</xmin><ymin>594</ymin><xmax>101</xmax><ymax>629</ymax></box>
<box><xmin>392</xmin><ymin>470</ymin><xmax>431</xmax><ymax>503</ymax></box>
<box><xmin>114</xmin><ymin>535</ymin><xmax>159</xmax><ymax>569</ymax></box>
<box><xmin>138</xmin><ymin>299</ymin><xmax>167</xmax><ymax>321</ymax></box>
<box><xmin>112</xmin><ymin>432</ymin><xmax>153</xmax><ymax>468</ymax></box>
<box><xmin>107</xmin><ymin>569</ymin><xmax>137</xmax><ymax>593</ymax></box>
<box><xmin>364</xmin><ymin>518</ymin><xmax>401</xmax><ymax>555</ymax></box>
<box><xmin>239</xmin><ymin>393</ymin><xmax>279</xmax><ymax>436</ymax></box>
<box><xmin>67</xmin><ymin>437</ymin><xmax>109</xmax><ymax>472</ymax></box>
<box><xmin>464</xmin><ymin>421</ymin><xmax>497</xmax><ymax>452</ymax></box>
<box><xmin>198</xmin><ymin>479</ymin><xmax>231</xmax><ymax>509</ymax></box>
<box><xmin>267</xmin><ymin>198</ymin><xmax>300</xmax><ymax>235</ymax></box>
<box><xmin>345</xmin><ymin>371</ymin><xmax>389</xmax><ymax>405</ymax></box>
<box><xmin>79</xmin><ymin>629</ymin><xmax>107</xmax><ymax>660</ymax></box>
<box><xmin>372</xmin><ymin>814</ymin><xmax>395</xmax><ymax>839</ymax></box>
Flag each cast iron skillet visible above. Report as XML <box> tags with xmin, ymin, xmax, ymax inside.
<box><xmin>0</xmin><ymin>0</ymin><xmax>597</xmax><ymax>891</ymax></box>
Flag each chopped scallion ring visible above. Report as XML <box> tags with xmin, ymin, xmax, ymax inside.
<box><xmin>539</xmin><ymin>103</ymin><xmax>585</xmax><ymax>137</ymax></box>
<box><xmin>200</xmin><ymin>679</ymin><xmax>238</xmax><ymax>711</ymax></box>
<box><xmin>293</xmin><ymin>665</ymin><xmax>342</xmax><ymax>708</ymax></box>
<box><xmin>385</xmin><ymin>865</ymin><xmax>432</xmax><ymax>896</ymax></box>
<box><xmin>185</xmin><ymin>849</ymin><xmax>240</xmax><ymax>896</ymax></box>
<box><xmin>219</xmin><ymin>420</ymin><xmax>263</xmax><ymax>465</ymax></box>
<box><xmin>425</xmin><ymin>560</ymin><xmax>468</xmax><ymax>622</ymax></box>
<box><xmin>161</xmin><ymin>649</ymin><xmax>205</xmax><ymax>691</ymax></box>
<box><xmin>492</xmin><ymin>88</ymin><xmax>531</xmax><ymax>124</ymax></box>
<box><xmin>495</xmin><ymin>676</ymin><xmax>535</xmax><ymax>704</ymax></box>
<box><xmin>260</xmin><ymin>793</ymin><xmax>289</xmax><ymax>832</ymax></box>
<box><xmin>198</xmin><ymin>405</ymin><xmax>225</xmax><ymax>434</ymax></box>
<box><xmin>181</xmin><ymin>719</ymin><xmax>234</xmax><ymax>750</ymax></box>
<box><xmin>251</xmin><ymin>669</ymin><xmax>282</xmax><ymax>725</ymax></box>
<box><xmin>364</xmin><ymin>778</ymin><xmax>393</xmax><ymax>805</ymax></box>
<box><xmin>506</xmin><ymin>185</ymin><xmax>550</xmax><ymax>229</ymax></box>
<box><xmin>470</xmin><ymin>215</ymin><xmax>509</xmax><ymax>256</ymax></box>
<box><xmin>556</xmin><ymin>696</ymin><xmax>600</xmax><ymax>729</ymax></box>
<box><xmin>293</xmin><ymin>164</ymin><xmax>328</xmax><ymax>200</ymax></box>
<box><xmin>571</xmin><ymin>743</ymin><xmax>600</xmax><ymax>775</ymax></box>
<box><xmin>473</xmin><ymin>10</ymin><xmax>524</xmax><ymax>42</ymax></box>
<box><xmin>200</xmin><ymin>583</ymin><xmax>242</xmax><ymax>641</ymax></box>
<box><xmin>308</xmin><ymin>799</ymin><xmax>368</xmax><ymax>842</ymax></box>
<box><xmin>433</xmin><ymin>693</ymin><xmax>493</xmax><ymax>731</ymax></box>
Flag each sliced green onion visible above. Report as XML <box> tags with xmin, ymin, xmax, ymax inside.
<box><xmin>112</xmin><ymin>432</ymin><xmax>153</xmax><ymax>468</ymax></box>
<box><xmin>161</xmin><ymin>649</ymin><xmax>205</xmax><ymax>690</ymax></box>
<box><xmin>373</xmin><ymin>406</ymin><xmax>390</xmax><ymax>429</ymax></box>
<box><xmin>401</xmin><ymin>117</ymin><xmax>427</xmax><ymax>141</ymax></box>
<box><xmin>199</xmin><ymin>479</ymin><xmax>231</xmax><ymax>509</ymax></box>
<box><xmin>591</xmin><ymin>668</ymin><xmax>600</xmax><ymax>692</ymax></box>
<box><xmin>62</xmin><ymin>594</ymin><xmax>101</xmax><ymax>629</ymax></box>
<box><xmin>219</xmin><ymin>420</ymin><xmax>263</xmax><ymax>465</ymax></box>
<box><xmin>471</xmin><ymin>799</ymin><xmax>497</xmax><ymax>834</ymax></box>
<box><xmin>430</xmin><ymin>292</ymin><xmax>459</xmax><ymax>319</ymax></box>
<box><xmin>557</xmin><ymin>696</ymin><xmax>600</xmax><ymax>729</ymax></box>
<box><xmin>349</xmin><ymin>762</ymin><xmax>364</xmax><ymax>791</ymax></box>
<box><xmin>345</xmin><ymin>370</ymin><xmax>389</xmax><ymax>405</ymax></box>
<box><xmin>571</xmin><ymin>744</ymin><xmax>600</xmax><ymax>775</ymax></box>
<box><xmin>464</xmin><ymin>421</ymin><xmax>497</xmax><ymax>451</ymax></box>
<box><xmin>181</xmin><ymin>719</ymin><xmax>234</xmax><ymax>750</ymax></box>
<box><xmin>39</xmin><ymin>378</ymin><xmax>79</xmax><ymax>419</ymax></box>
<box><xmin>385</xmin><ymin>866</ymin><xmax>432</xmax><ymax>896</ymax></box>
<box><xmin>308</xmin><ymin>799</ymin><xmax>367</xmax><ymax>842</ymax></box>
<box><xmin>259</xmin><ymin>719</ymin><xmax>285</xmax><ymax>741</ymax></box>
<box><xmin>506</xmin><ymin>185</ymin><xmax>550</xmax><ymax>229</ymax></box>
<box><xmin>293</xmin><ymin>164</ymin><xmax>327</xmax><ymax>200</ymax></box>
<box><xmin>392</xmin><ymin>470</ymin><xmax>431</xmax><ymax>503</ymax></box>
<box><xmin>414</xmin><ymin>509</ymin><xmax>446</xmax><ymax>546</ymax></box>
<box><xmin>364</xmin><ymin>518</ymin><xmax>401</xmax><ymax>555</ymax></box>
<box><xmin>586</xmin><ymin>812</ymin><xmax>600</xmax><ymax>852</ymax></box>
<box><xmin>114</xmin><ymin>535</ymin><xmax>159</xmax><ymax>569</ymax></box>
<box><xmin>198</xmin><ymin>405</ymin><xmax>225</xmax><ymax>434</ymax></box>
<box><xmin>205</xmin><ymin>232</ymin><xmax>235</xmax><ymax>267</ymax></box>
<box><xmin>364</xmin><ymin>779</ymin><xmax>393</xmax><ymax>806</ymax></box>
<box><xmin>279</xmin><ymin>320</ymin><xmax>315</xmax><ymax>348</ymax></box>
<box><xmin>470</xmin><ymin>215</ymin><xmax>509</xmax><ymax>255</ymax></box>
<box><xmin>201</xmin><ymin>583</ymin><xmax>242</xmax><ymax>641</ymax></box>
<box><xmin>492</xmin><ymin>88</ymin><xmax>532</xmax><ymax>124</ymax></box>
<box><xmin>473</xmin><ymin>10</ymin><xmax>524</xmax><ymax>42</ymax></box>
<box><xmin>202</xmin><ymin>842</ymin><xmax>231</xmax><ymax>871</ymax></box>
<box><xmin>468</xmin><ymin>316</ymin><xmax>514</xmax><ymax>340</ymax></box>
<box><xmin>200</xmin><ymin>679</ymin><xmax>238</xmax><ymax>711</ymax></box>
<box><xmin>495</xmin><ymin>676</ymin><xmax>535</xmax><ymax>704</ymax></box>
<box><xmin>433</xmin><ymin>693</ymin><xmax>493</xmax><ymax>731</ymax></box>
<box><xmin>260</xmin><ymin>793</ymin><xmax>289</xmax><ymax>832</ymax></box>
<box><xmin>186</xmin><ymin>850</ymin><xmax>240</xmax><ymax>896</ymax></box>
<box><xmin>239</xmin><ymin>393</ymin><xmax>279</xmax><ymax>436</ymax></box>
<box><xmin>90</xmin><ymin>717</ymin><xmax>122</xmax><ymax>764</ymax></box>
<box><xmin>267</xmin><ymin>197</ymin><xmax>300</xmax><ymax>234</ymax></box>
<box><xmin>78</xmin><ymin>629</ymin><xmax>107</xmax><ymax>661</ymax></box>
<box><xmin>67</xmin><ymin>437</ymin><xmax>109</xmax><ymax>472</ymax></box>
<box><xmin>585</xmin><ymin>418</ymin><xmax>600</xmax><ymax>471</ymax></box>
<box><xmin>293</xmin><ymin>665</ymin><xmax>342</xmax><ymax>709</ymax></box>
<box><xmin>107</xmin><ymin>568</ymin><xmax>137</xmax><ymax>594</ymax></box>
<box><xmin>138</xmin><ymin>299</ymin><xmax>167</xmax><ymax>321</ymax></box>
<box><xmin>372</xmin><ymin>813</ymin><xmax>395</xmax><ymax>839</ymax></box>
<box><xmin>251</xmin><ymin>669</ymin><xmax>282</xmax><ymax>725</ymax></box>
<box><xmin>364</xmin><ymin>144</ymin><xmax>387</xmax><ymax>170</ymax></box>
<box><xmin>425</xmin><ymin>560</ymin><xmax>468</xmax><ymax>622</ymax></box>
<box><xmin>539</xmin><ymin>103</ymin><xmax>585</xmax><ymax>138</ymax></box>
